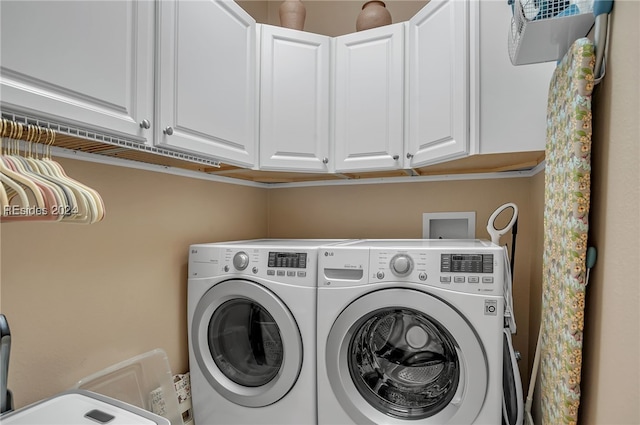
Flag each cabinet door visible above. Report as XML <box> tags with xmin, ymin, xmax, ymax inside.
<box><xmin>333</xmin><ymin>24</ymin><xmax>405</xmax><ymax>173</ymax></box>
<box><xmin>259</xmin><ymin>25</ymin><xmax>330</xmax><ymax>172</ymax></box>
<box><xmin>0</xmin><ymin>0</ymin><xmax>154</xmax><ymax>143</ymax></box>
<box><xmin>407</xmin><ymin>0</ymin><xmax>469</xmax><ymax>167</ymax></box>
<box><xmin>157</xmin><ymin>0</ymin><xmax>257</xmax><ymax>167</ymax></box>
<box><xmin>477</xmin><ymin>0</ymin><xmax>555</xmax><ymax>154</ymax></box>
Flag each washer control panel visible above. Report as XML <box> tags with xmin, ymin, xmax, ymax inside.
<box><xmin>369</xmin><ymin>247</ymin><xmax>503</xmax><ymax>295</ymax></box>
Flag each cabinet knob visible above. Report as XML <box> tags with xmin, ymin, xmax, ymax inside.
<box><xmin>322</xmin><ymin>157</ymin><xmax>329</xmax><ymax>164</ymax></box>
<box><xmin>139</xmin><ymin>119</ymin><xmax>151</xmax><ymax>129</ymax></box>
<box><xmin>163</xmin><ymin>126</ymin><xmax>174</xmax><ymax>136</ymax></box>
<box><xmin>392</xmin><ymin>155</ymin><xmax>399</xmax><ymax>161</ymax></box>
<box><xmin>406</xmin><ymin>153</ymin><xmax>414</xmax><ymax>159</ymax></box>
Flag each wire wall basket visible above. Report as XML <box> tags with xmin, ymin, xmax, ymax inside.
<box><xmin>508</xmin><ymin>0</ymin><xmax>596</xmax><ymax>65</ymax></box>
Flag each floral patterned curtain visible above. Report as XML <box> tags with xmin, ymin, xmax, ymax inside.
<box><xmin>540</xmin><ymin>37</ymin><xmax>595</xmax><ymax>425</ymax></box>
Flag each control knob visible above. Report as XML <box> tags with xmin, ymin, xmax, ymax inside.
<box><xmin>390</xmin><ymin>254</ymin><xmax>413</xmax><ymax>276</ymax></box>
<box><xmin>233</xmin><ymin>251</ymin><xmax>250</xmax><ymax>271</ymax></box>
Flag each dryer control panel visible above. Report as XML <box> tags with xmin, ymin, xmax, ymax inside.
<box><xmin>188</xmin><ymin>242</ymin><xmax>332</xmax><ymax>289</ymax></box>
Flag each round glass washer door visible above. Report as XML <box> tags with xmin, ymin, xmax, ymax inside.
<box><xmin>326</xmin><ymin>289</ymin><xmax>488</xmax><ymax>424</ymax></box>
<box><xmin>191</xmin><ymin>279</ymin><xmax>302</xmax><ymax>407</ymax></box>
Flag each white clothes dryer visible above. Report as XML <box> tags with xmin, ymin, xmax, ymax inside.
<box><xmin>188</xmin><ymin>239</ymin><xmax>344</xmax><ymax>425</ymax></box>
<box><xmin>317</xmin><ymin>240</ymin><xmax>505</xmax><ymax>425</ymax></box>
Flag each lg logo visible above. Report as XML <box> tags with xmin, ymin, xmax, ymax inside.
<box><xmin>324</xmin><ymin>251</ymin><xmax>334</xmax><ymax>257</ymax></box>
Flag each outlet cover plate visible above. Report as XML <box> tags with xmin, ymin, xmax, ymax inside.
<box><xmin>422</xmin><ymin>212</ymin><xmax>476</xmax><ymax>239</ymax></box>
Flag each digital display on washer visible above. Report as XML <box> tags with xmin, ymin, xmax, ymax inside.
<box><xmin>268</xmin><ymin>252</ymin><xmax>307</xmax><ymax>268</ymax></box>
<box><xmin>441</xmin><ymin>254</ymin><xmax>493</xmax><ymax>273</ymax></box>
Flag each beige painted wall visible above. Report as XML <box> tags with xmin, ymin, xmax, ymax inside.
<box><xmin>0</xmin><ymin>158</ymin><xmax>268</xmax><ymax>408</ymax></box>
<box><xmin>267</xmin><ymin>176</ymin><xmax>544</xmax><ymax>387</ymax></box>
<box><xmin>237</xmin><ymin>0</ymin><xmax>428</xmax><ymax>36</ymax></box>
<box><xmin>579</xmin><ymin>1</ymin><xmax>640</xmax><ymax>423</ymax></box>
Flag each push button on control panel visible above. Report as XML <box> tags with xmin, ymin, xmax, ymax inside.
<box><xmin>267</xmin><ymin>269</ymin><xmax>307</xmax><ymax>278</ymax></box>
<box><xmin>482</xmin><ymin>276</ymin><xmax>494</xmax><ymax>284</ymax></box>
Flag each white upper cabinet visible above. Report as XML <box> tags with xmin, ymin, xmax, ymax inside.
<box><xmin>1</xmin><ymin>0</ymin><xmax>553</xmax><ymax>175</ymax></box>
<box><xmin>0</xmin><ymin>0</ymin><xmax>155</xmax><ymax>143</ymax></box>
<box><xmin>156</xmin><ymin>0</ymin><xmax>257</xmax><ymax>167</ymax></box>
<box><xmin>333</xmin><ymin>23</ymin><xmax>405</xmax><ymax>173</ymax></box>
<box><xmin>475</xmin><ymin>0</ymin><xmax>555</xmax><ymax>154</ymax></box>
<box><xmin>406</xmin><ymin>0</ymin><xmax>470</xmax><ymax>168</ymax></box>
<box><xmin>259</xmin><ymin>25</ymin><xmax>330</xmax><ymax>172</ymax></box>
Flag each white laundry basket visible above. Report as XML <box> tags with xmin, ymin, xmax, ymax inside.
<box><xmin>74</xmin><ymin>348</ymin><xmax>183</xmax><ymax>425</ymax></box>
<box><xmin>508</xmin><ymin>0</ymin><xmax>596</xmax><ymax>65</ymax></box>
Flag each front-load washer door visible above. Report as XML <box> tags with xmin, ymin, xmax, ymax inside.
<box><xmin>326</xmin><ymin>289</ymin><xmax>488</xmax><ymax>424</ymax></box>
<box><xmin>191</xmin><ymin>279</ymin><xmax>302</xmax><ymax>407</ymax></box>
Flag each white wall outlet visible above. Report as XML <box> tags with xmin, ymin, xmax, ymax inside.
<box><xmin>422</xmin><ymin>212</ymin><xmax>476</xmax><ymax>239</ymax></box>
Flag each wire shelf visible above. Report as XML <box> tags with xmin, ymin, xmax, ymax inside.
<box><xmin>0</xmin><ymin>110</ymin><xmax>221</xmax><ymax>170</ymax></box>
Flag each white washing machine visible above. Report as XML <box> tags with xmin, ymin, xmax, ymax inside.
<box><xmin>188</xmin><ymin>239</ymin><xmax>345</xmax><ymax>425</ymax></box>
<box><xmin>317</xmin><ymin>239</ymin><xmax>505</xmax><ymax>425</ymax></box>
